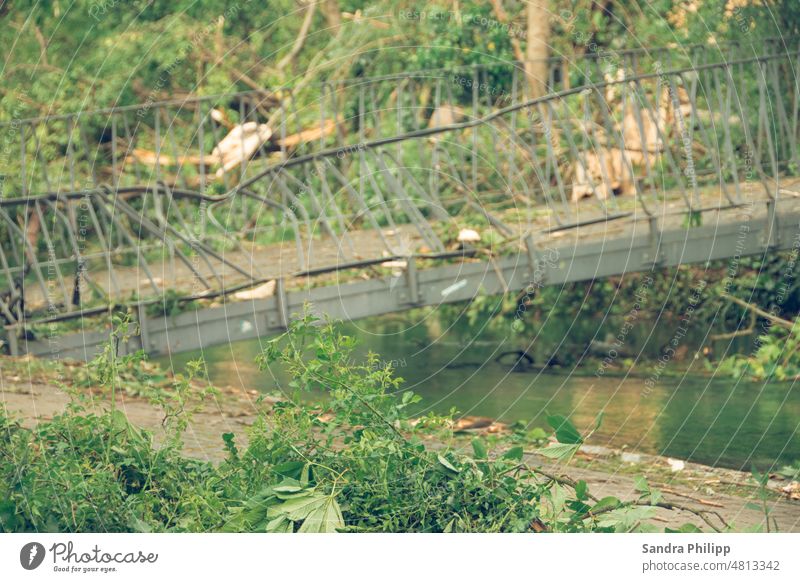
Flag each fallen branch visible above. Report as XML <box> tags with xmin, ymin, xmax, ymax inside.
<box><xmin>710</xmin><ymin>308</ymin><xmax>757</xmax><ymax>341</ymax></box>
<box><xmin>277</xmin><ymin>118</ymin><xmax>338</xmax><ymax>148</ymax></box>
<box><xmin>659</xmin><ymin>486</ymin><xmax>725</xmax><ymax>508</ymax></box>
<box><xmin>719</xmin><ymin>292</ymin><xmax>796</xmax><ymax>331</ymax></box>
<box><xmin>522</xmin><ymin>463</ymin><xmax>730</xmax><ymax>532</ymax></box>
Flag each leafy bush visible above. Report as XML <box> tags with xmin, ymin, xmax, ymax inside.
<box><xmin>0</xmin><ymin>310</ymin><xmax>720</xmax><ymax>532</ymax></box>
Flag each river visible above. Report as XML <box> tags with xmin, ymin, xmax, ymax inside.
<box><xmin>157</xmin><ymin>309</ymin><xmax>799</xmax><ymax>472</ymax></box>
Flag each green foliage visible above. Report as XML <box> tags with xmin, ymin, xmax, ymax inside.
<box><xmin>718</xmin><ymin>321</ymin><xmax>800</xmax><ymax>381</ymax></box>
<box><xmin>1</xmin><ymin>0</ymin><xmax>786</xmax><ymax>125</ymax></box>
<box><xmin>145</xmin><ymin>289</ymin><xmax>197</xmax><ymax>318</ymax></box>
<box><xmin>0</xmin><ymin>308</ymin><xmax>704</xmax><ymax>533</ymax></box>
<box><xmin>747</xmin><ymin>467</ymin><xmax>778</xmax><ymax>532</ymax></box>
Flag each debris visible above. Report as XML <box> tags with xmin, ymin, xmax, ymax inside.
<box><xmin>212</xmin><ymin>122</ymin><xmax>272</xmax><ymax>177</ymax></box>
<box><xmin>457</xmin><ymin>228</ymin><xmax>481</xmax><ymax>243</ymax></box>
<box><xmin>660</xmin><ymin>486</ymin><xmax>724</xmax><ymax>507</ymax></box>
<box><xmin>667</xmin><ymin>458</ymin><xmax>686</xmax><ymax>472</ymax></box>
<box><xmin>124</xmin><ymin>148</ymin><xmax>204</xmax><ymax>168</ymax></box>
<box><xmin>428</xmin><ymin>104</ymin><xmax>465</xmax><ymax>129</ymax></box>
<box><xmin>276</xmin><ymin>118</ymin><xmax>337</xmax><ymax>149</ymax></box>
<box><xmin>571</xmin><ymin>85</ymin><xmax>685</xmax><ymax>202</ymax></box>
<box><xmin>233</xmin><ymin>280</ymin><xmax>276</xmax><ymax>301</ymax></box>
<box><xmin>782</xmin><ymin>481</ymin><xmax>800</xmax><ymax>500</ymax></box>
<box><xmin>571</xmin><ymin>146</ymin><xmax>634</xmax><ymax>201</ymax></box>
<box><xmin>453</xmin><ymin>416</ymin><xmax>508</xmax><ymax>434</ymax></box>
<box><xmin>210</xmin><ymin>108</ymin><xmax>235</xmax><ymax>129</ymax></box>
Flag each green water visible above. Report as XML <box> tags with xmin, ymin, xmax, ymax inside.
<box><xmin>158</xmin><ymin>311</ymin><xmax>799</xmax><ymax>471</ymax></box>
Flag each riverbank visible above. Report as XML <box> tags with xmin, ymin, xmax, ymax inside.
<box><xmin>2</xmin><ymin>355</ymin><xmax>798</xmax><ymax>532</ymax></box>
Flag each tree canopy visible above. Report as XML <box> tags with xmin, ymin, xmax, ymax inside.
<box><xmin>1</xmin><ymin>1</ymin><xmax>793</xmax><ymax>122</ymax></box>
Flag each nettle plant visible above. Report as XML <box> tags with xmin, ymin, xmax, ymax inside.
<box><xmin>0</xmin><ymin>309</ymin><xmax>728</xmax><ymax>533</ymax></box>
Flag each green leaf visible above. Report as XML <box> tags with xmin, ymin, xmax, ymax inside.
<box><xmin>272</xmin><ymin>494</ymin><xmax>326</xmax><ymax>522</ymax></box>
<box><xmin>634</xmin><ymin>475</ymin><xmax>650</xmax><ymax>494</ymax></box>
<box><xmin>296</xmin><ymin>496</ymin><xmax>344</xmax><ymax>533</ymax></box>
<box><xmin>548</xmin><ymin>482</ymin><xmax>567</xmax><ymax>515</ymax></box>
<box><xmin>650</xmin><ymin>489</ymin><xmax>664</xmax><ymax>506</ymax></box>
<box><xmin>266</xmin><ymin>515</ymin><xmax>294</xmax><ymax>533</ymax></box>
<box><xmin>535</xmin><ymin>442</ymin><xmax>580</xmax><ymax>462</ymax></box>
<box><xmin>575</xmin><ymin>480</ymin><xmax>588</xmax><ymax>501</ymax></box>
<box><xmin>437</xmin><ymin>454</ymin><xmax>460</xmax><ymax>473</ymax></box>
<box><xmin>594</xmin><ymin>412</ymin><xmax>605</xmax><ymax>432</ymax></box>
<box><xmin>596</xmin><ymin>506</ymin><xmax>657</xmax><ymax>530</ymax></box>
<box><xmin>272</xmin><ymin>461</ymin><xmax>304</xmax><ymax>479</ymax></box>
<box><xmin>273</xmin><ymin>480</ymin><xmax>305</xmax><ymax>494</ymax></box>
<box><xmin>666</xmin><ymin>523</ymin><xmax>703</xmax><ymax>533</ymax></box>
<box><xmin>300</xmin><ymin>464</ymin><xmax>312</xmax><ymax>487</ymax></box>
<box><xmin>502</xmin><ymin>446</ymin><xmax>524</xmax><ymax>461</ymax></box>
<box><xmin>546</xmin><ymin>414</ymin><xmax>583</xmax><ymax>444</ymax></box>
<box><xmin>129</xmin><ymin>516</ymin><xmax>152</xmax><ymax>533</ymax></box>
<box><xmin>591</xmin><ymin>496</ymin><xmax>621</xmax><ymax>513</ymax></box>
<box><xmin>472</xmin><ymin>438</ymin><xmax>488</xmax><ymax>460</ymax></box>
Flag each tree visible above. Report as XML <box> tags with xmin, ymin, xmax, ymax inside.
<box><xmin>525</xmin><ymin>0</ymin><xmax>551</xmax><ymax>98</ymax></box>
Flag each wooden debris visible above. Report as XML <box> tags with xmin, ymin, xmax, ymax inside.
<box><xmin>571</xmin><ymin>85</ymin><xmax>692</xmax><ymax>202</ymax></box>
<box><xmin>380</xmin><ymin>260</ymin><xmax>408</xmax><ymax>269</ymax></box>
<box><xmin>233</xmin><ymin>280</ymin><xmax>276</xmax><ymax>301</ymax></box>
<box><xmin>782</xmin><ymin>481</ymin><xmax>800</xmax><ymax>500</ymax></box>
<box><xmin>124</xmin><ymin>148</ymin><xmax>204</xmax><ymax>167</ymax></box>
<box><xmin>457</xmin><ymin>228</ymin><xmax>481</xmax><ymax>243</ymax></box>
<box><xmin>428</xmin><ymin>104</ymin><xmax>465</xmax><ymax>129</ymax></box>
<box><xmin>212</xmin><ymin>122</ymin><xmax>272</xmax><ymax>177</ymax></box>
<box><xmin>210</xmin><ymin>108</ymin><xmax>235</xmax><ymax>129</ymax></box>
<box><xmin>276</xmin><ymin>118</ymin><xmax>337</xmax><ymax>148</ymax></box>
<box><xmin>660</xmin><ymin>486</ymin><xmax>725</xmax><ymax>508</ymax></box>
<box><xmin>453</xmin><ymin>415</ymin><xmax>508</xmax><ymax>434</ymax></box>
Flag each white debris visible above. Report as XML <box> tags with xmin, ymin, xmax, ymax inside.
<box><xmin>667</xmin><ymin>458</ymin><xmax>686</xmax><ymax>472</ymax></box>
<box><xmin>457</xmin><ymin>228</ymin><xmax>481</xmax><ymax>243</ymax></box>
<box><xmin>212</xmin><ymin>122</ymin><xmax>272</xmax><ymax>177</ymax></box>
<box><xmin>233</xmin><ymin>280</ymin><xmax>276</xmax><ymax>301</ymax></box>
<box><xmin>381</xmin><ymin>260</ymin><xmax>408</xmax><ymax>269</ymax></box>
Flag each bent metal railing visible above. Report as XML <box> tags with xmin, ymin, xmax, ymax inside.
<box><xmin>1</xmin><ymin>46</ymin><xmax>799</xmax><ymax>344</ymax></box>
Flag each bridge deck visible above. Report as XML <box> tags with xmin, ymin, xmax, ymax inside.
<box><xmin>10</xmin><ymin>179</ymin><xmax>799</xmax><ymax>361</ymax></box>
<box><xmin>18</xmin><ymin>177</ymin><xmax>795</xmax><ymax>316</ymax></box>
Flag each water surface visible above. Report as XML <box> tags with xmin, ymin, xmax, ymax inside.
<box><xmin>158</xmin><ymin>310</ymin><xmax>799</xmax><ymax>471</ymax></box>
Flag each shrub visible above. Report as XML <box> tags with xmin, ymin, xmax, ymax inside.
<box><xmin>0</xmin><ymin>310</ymin><xmax>720</xmax><ymax>532</ymax></box>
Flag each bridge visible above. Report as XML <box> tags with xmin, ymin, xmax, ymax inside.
<box><xmin>1</xmin><ymin>40</ymin><xmax>799</xmax><ymax>360</ymax></box>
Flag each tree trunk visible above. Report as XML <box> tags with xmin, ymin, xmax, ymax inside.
<box><xmin>525</xmin><ymin>1</ymin><xmax>551</xmax><ymax>98</ymax></box>
<box><xmin>321</xmin><ymin>0</ymin><xmax>341</xmax><ymax>34</ymax></box>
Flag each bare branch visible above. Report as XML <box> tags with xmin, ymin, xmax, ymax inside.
<box><xmin>277</xmin><ymin>2</ymin><xmax>318</xmax><ymax>72</ymax></box>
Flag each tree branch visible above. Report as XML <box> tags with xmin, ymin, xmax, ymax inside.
<box><xmin>278</xmin><ymin>2</ymin><xmax>318</xmax><ymax>72</ymax></box>
<box><xmin>719</xmin><ymin>292</ymin><xmax>796</xmax><ymax>331</ymax></box>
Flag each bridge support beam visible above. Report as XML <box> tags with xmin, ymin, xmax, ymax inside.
<box><xmin>12</xmin><ymin>207</ymin><xmax>800</xmax><ymax>361</ymax></box>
